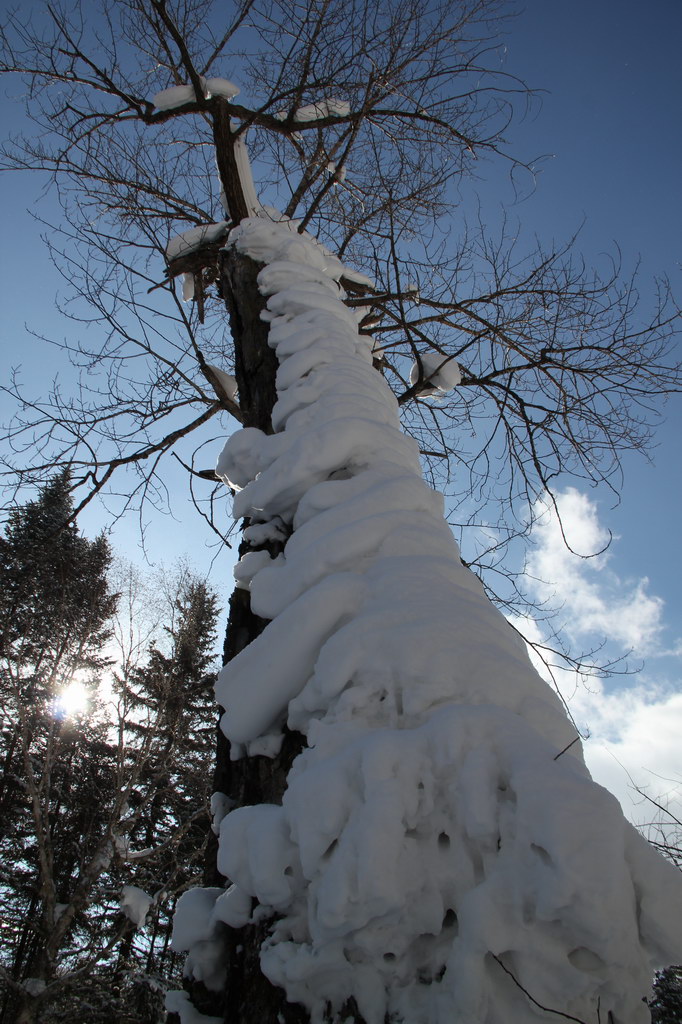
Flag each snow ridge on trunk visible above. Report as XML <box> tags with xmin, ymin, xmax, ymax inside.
<box><xmin>175</xmin><ymin>214</ymin><xmax>681</xmax><ymax>1024</ymax></box>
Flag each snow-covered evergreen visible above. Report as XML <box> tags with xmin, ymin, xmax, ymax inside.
<box><xmin>169</xmin><ymin>214</ymin><xmax>682</xmax><ymax>1024</ymax></box>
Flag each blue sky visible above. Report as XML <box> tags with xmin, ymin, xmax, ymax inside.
<box><xmin>1</xmin><ymin>0</ymin><xmax>680</xmax><ymax>822</ymax></box>
<box><xmin>471</xmin><ymin>0</ymin><xmax>682</xmax><ymax>822</ymax></box>
<box><xmin>497</xmin><ymin>0</ymin><xmax>682</xmax><ymax>603</ymax></box>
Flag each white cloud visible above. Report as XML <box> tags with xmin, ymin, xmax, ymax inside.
<box><xmin>527</xmin><ymin>488</ymin><xmax>665</xmax><ymax>653</ymax></box>
<box><xmin>516</xmin><ymin>488</ymin><xmax>682</xmax><ymax>829</ymax></box>
<box><xmin>572</xmin><ymin>682</ymin><xmax>682</xmax><ymax>828</ymax></box>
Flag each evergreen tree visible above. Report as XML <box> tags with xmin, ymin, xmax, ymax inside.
<box><xmin>0</xmin><ymin>491</ymin><xmax>222</xmax><ymax>1023</ymax></box>
<box><xmin>0</xmin><ymin>473</ymin><xmax>118</xmax><ymax>1023</ymax></box>
<box><xmin>0</xmin><ymin>470</ymin><xmax>114</xmax><ymax>678</ymax></box>
<box><xmin>44</xmin><ymin>572</ymin><xmax>222</xmax><ymax>1024</ymax></box>
<box><xmin>650</xmin><ymin>966</ymin><xmax>682</xmax><ymax>1024</ymax></box>
<box><xmin>115</xmin><ymin>576</ymin><xmax>221</xmax><ymax>1000</ymax></box>
<box><xmin>0</xmin><ymin>468</ymin><xmax>116</xmax><ymax>866</ymax></box>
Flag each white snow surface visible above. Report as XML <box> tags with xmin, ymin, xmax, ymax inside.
<box><xmin>205</xmin><ymin>365</ymin><xmax>238</xmax><ymax>401</ymax></box>
<box><xmin>166</xmin><ymin>222</ymin><xmax>229</xmax><ymax>261</ymax></box>
<box><xmin>204</xmin><ymin>78</ymin><xmax>240</xmax><ymax>100</ymax></box>
<box><xmin>410</xmin><ymin>350</ymin><xmax>462</xmax><ymax>393</ymax></box>
<box><xmin>172</xmin><ymin>888</ymin><xmax>224</xmax><ymax>952</ymax></box>
<box><xmin>152</xmin><ymin>77</ymin><xmax>238</xmax><ymax>111</ymax></box>
<box><xmin>119</xmin><ymin>884</ymin><xmax>153</xmax><ymax>929</ymax></box>
<box><xmin>172</xmin><ymin>888</ymin><xmax>227</xmax><ymax>992</ymax></box>
<box><xmin>210</xmin><ymin>791</ymin><xmax>234</xmax><ymax>834</ymax></box>
<box><xmin>23</xmin><ymin>979</ymin><xmax>46</xmax><ymax>996</ymax></box>
<box><xmin>153</xmin><ymin>84</ymin><xmax>200</xmax><ymax>111</ymax></box>
<box><xmin>275</xmin><ymin>98</ymin><xmax>351</xmax><ymax>122</ymax></box>
<box><xmin>233</xmin><ymin>130</ymin><xmax>263</xmax><ymax>216</ymax></box>
<box><xmin>182</xmin><ymin>273</ymin><xmax>195</xmax><ymax>302</ymax></box>
<box><xmin>165</xmin><ymin>990</ymin><xmax>222</xmax><ymax>1024</ymax></box>
<box><xmin>182</xmin><ymin>214</ymin><xmax>682</xmax><ymax>1023</ymax></box>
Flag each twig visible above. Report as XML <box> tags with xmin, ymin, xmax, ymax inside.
<box><xmin>554</xmin><ymin>736</ymin><xmax>580</xmax><ymax>761</ymax></box>
<box><xmin>491</xmin><ymin>954</ymin><xmax>589</xmax><ymax>1023</ymax></box>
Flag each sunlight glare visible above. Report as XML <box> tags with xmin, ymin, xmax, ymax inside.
<box><xmin>55</xmin><ymin>680</ymin><xmax>90</xmax><ymax>717</ymax></box>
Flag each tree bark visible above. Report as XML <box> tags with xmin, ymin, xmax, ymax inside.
<box><xmin>183</xmin><ymin>246</ymin><xmax>309</xmax><ymax>1023</ymax></box>
<box><xmin>211</xmin><ymin>102</ymin><xmax>251</xmax><ymax>227</ymax></box>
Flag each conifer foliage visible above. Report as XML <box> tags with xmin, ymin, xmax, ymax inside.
<box><xmin>0</xmin><ymin>470</ymin><xmax>114</xmax><ymax>693</ymax></box>
<box><xmin>650</xmin><ymin>966</ymin><xmax>682</xmax><ymax>1024</ymax></box>
<box><xmin>0</xmin><ymin>472</ymin><xmax>118</xmax><ymax>1021</ymax></box>
<box><xmin>0</xmin><ymin>477</ymin><xmax>220</xmax><ymax>1023</ymax></box>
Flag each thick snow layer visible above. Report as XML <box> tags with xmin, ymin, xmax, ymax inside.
<box><xmin>210</xmin><ymin>791</ymin><xmax>234</xmax><ymax>834</ymax></box>
<box><xmin>23</xmin><ymin>979</ymin><xmax>46</xmax><ymax>996</ymax></box>
<box><xmin>233</xmin><ymin>548</ymin><xmax>273</xmax><ymax>589</ymax></box>
<box><xmin>204</xmin><ymin>77</ymin><xmax>240</xmax><ymax>100</ymax></box>
<box><xmin>233</xmin><ymin>130</ymin><xmax>263</xmax><ymax>216</ymax></box>
<box><xmin>276</xmin><ymin>98</ymin><xmax>351</xmax><ymax>122</ymax></box>
<box><xmin>172</xmin><ymin>888</ymin><xmax>224</xmax><ymax>951</ymax></box>
<box><xmin>214</xmin><ymin>883</ymin><xmax>253</xmax><ymax>928</ymax></box>
<box><xmin>153</xmin><ymin>84</ymin><xmax>201</xmax><ymax>111</ymax></box>
<box><xmin>218</xmin><ymin>572</ymin><xmax>366</xmax><ymax>743</ymax></box>
<box><xmin>186</xmin><ymin>214</ymin><xmax>682</xmax><ymax>1023</ymax></box>
<box><xmin>172</xmin><ymin>888</ymin><xmax>226</xmax><ymax>992</ymax></box>
<box><xmin>228</xmin><ymin>214</ymin><xmax>374</xmax><ymax>290</ymax></box>
<box><xmin>242</xmin><ymin>516</ymin><xmax>288</xmax><ymax>546</ymax></box>
<box><xmin>410</xmin><ymin>350</ymin><xmax>461</xmax><ymax>393</ymax></box>
<box><xmin>205</xmin><ymin>365</ymin><xmax>238</xmax><ymax>401</ymax></box>
<box><xmin>119</xmin><ymin>885</ymin><xmax>153</xmax><ymax>929</ymax></box>
<box><xmin>165</xmin><ymin>990</ymin><xmax>222</xmax><ymax>1024</ymax></box>
<box><xmin>152</xmin><ymin>77</ymin><xmax>238</xmax><ymax>111</ymax></box>
<box><xmin>166</xmin><ymin>222</ymin><xmax>229</xmax><ymax>261</ymax></box>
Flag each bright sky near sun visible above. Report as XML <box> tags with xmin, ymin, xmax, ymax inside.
<box><xmin>54</xmin><ymin>678</ymin><xmax>91</xmax><ymax>718</ymax></box>
<box><xmin>0</xmin><ymin>0</ymin><xmax>680</xmax><ymax>825</ymax></box>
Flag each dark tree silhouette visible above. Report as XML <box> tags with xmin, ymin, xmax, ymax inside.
<box><xmin>0</xmin><ymin>478</ymin><xmax>221</xmax><ymax>1022</ymax></box>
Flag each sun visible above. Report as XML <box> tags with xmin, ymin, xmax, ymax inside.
<box><xmin>55</xmin><ymin>680</ymin><xmax>90</xmax><ymax>718</ymax></box>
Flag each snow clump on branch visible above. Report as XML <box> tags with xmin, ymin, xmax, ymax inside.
<box><xmin>410</xmin><ymin>350</ymin><xmax>462</xmax><ymax>394</ymax></box>
<box><xmin>275</xmin><ymin>98</ymin><xmax>351</xmax><ymax>122</ymax></box>
<box><xmin>165</xmin><ymin>222</ymin><xmax>230</xmax><ymax>261</ymax></box>
<box><xmin>180</xmin><ymin>213</ymin><xmax>682</xmax><ymax>1024</ymax></box>
<box><xmin>152</xmin><ymin>77</ymin><xmax>239</xmax><ymax>111</ymax></box>
<box><xmin>119</xmin><ymin>884</ymin><xmax>153</xmax><ymax>929</ymax></box>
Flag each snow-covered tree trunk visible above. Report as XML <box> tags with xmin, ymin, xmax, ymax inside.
<box><xmin>168</xmin><ymin>214</ymin><xmax>682</xmax><ymax>1024</ymax></box>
